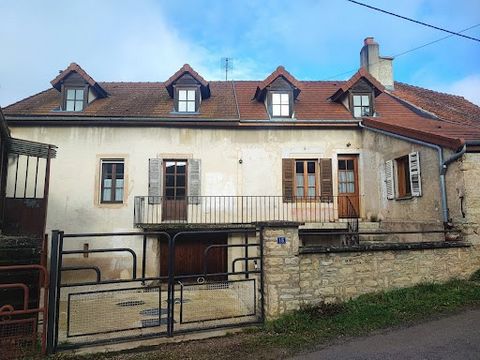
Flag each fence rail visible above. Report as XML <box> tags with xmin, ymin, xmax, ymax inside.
<box><xmin>134</xmin><ymin>195</ymin><xmax>360</xmax><ymax>226</ymax></box>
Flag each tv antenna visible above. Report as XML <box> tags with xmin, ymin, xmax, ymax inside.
<box><xmin>221</xmin><ymin>57</ymin><xmax>234</xmax><ymax>80</ymax></box>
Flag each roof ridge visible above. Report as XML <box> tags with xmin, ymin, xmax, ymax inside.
<box><xmin>395</xmin><ymin>81</ymin><xmax>467</xmax><ymax>100</ymax></box>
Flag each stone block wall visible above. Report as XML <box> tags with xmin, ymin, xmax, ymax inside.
<box><xmin>299</xmin><ymin>245</ymin><xmax>480</xmax><ymax>304</ymax></box>
<box><xmin>262</xmin><ymin>224</ymin><xmax>480</xmax><ymax>319</ymax></box>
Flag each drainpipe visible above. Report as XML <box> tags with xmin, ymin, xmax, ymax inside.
<box><xmin>359</xmin><ymin>121</ymin><xmax>467</xmax><ymax>225</ymax></box>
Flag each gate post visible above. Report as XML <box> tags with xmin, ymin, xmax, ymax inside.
<box><xmin>261</xmin><ymin>222</ymin><xmax>301</xmax><ymax>319</ymax></box>
<box><xmin>46</xmin><ymin>230</ymin><xmax>60</xmax><ymax>354</ymax></box>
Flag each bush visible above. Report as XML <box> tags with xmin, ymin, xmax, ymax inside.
<box><xmin>470</xmin><ymin>269</ymin><xmax>480</xmax><ymax>282</ymax></box>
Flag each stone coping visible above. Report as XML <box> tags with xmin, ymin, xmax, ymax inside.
<box><xmin>299</xmin><ymin>241</ymin><xmax>471</xmax><ymax>254</ymax></box>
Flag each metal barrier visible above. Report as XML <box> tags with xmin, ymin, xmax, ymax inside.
<box><xmin>134</xmin><ymin>195</ymin><xmax>361</xmax><ymax>226</ymax></box>
<box><xmin>46</xmin><ymin>228</ymin><xmax>263</xmax><ymax>353</ymax></box>
<box><xmin>0</xmin><ymin>264</ymin><xmax>48</xmax><ymax>358</ymax></box>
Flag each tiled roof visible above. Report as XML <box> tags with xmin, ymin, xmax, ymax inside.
<box><xmin>50</xmin><ymin>63</ymin><xmax>107</xmax><ymax>97</ymax></box>
<box><xmin>258</xmin><ymin>66</ymin><xmax>302</xmax><ymax>91</ymax></box>
<box><xmin>4</xmin><ymin>66</ymin><xmax>480</xmax><ymax>148</ymax></box>
<box><xmin>392</xmin><ymin>82</ymin><xmax>480</xmax><ymax>128</ymax></box>
<box><xmin>330</xmin><ymin>67</ymin><xmax>385</xmax><ymax>101</ymax></box>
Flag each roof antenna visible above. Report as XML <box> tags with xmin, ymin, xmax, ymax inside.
<box><xmin>221</xmin><ymin>57</ymin><xmax>234</xmax><ymax>81</ymax></box>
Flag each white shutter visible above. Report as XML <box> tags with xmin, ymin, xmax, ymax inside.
<box><xmin>148</xmin><ymin>158</ymin><xmax>162</xmax><ymax>204</ymax></box>
<box><xmin>385</xmin><ymin>160</ymin><xmax>395</xmax><ymax>200</ymax></box>
<box><xmin>188</xmin><ymin>159</ymin><xmax>201</xmax><ymax>204</ymax></box>
<box><xmin>409</xmin><ymin>152</ymin><xmax>422</xmax><ymax>197</ymax></box>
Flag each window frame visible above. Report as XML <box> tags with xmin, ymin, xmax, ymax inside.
<box><xmin>395</xmin><ymin>155</ymin><xmax>412</xmax><ymax>198</ymax></box>
<box><xmin>271</xmin><ymin>92</ymin><xmax>291</xmax><ymax>118</ymax></box>
<box><xmin>350</xmin><ymin>93</ymin><xmax>373</xmax><ymax>118</ymax></box>
<box><xmin>294</xmin><ymin>159</ymin><xmax>319</xmax><ymax>199</ymax></box>
<box><xmin>100</xmin><ymin>159</ymin><xmax>125</xmax><ymax>204</ymax></box>
<box><xmin>175</xmin><ymin>87</ymin><xmax>199</xmax><ymax>113</ymax></box>
<box><xmin>63</xmin><ymin>86</ymin><xmax>87</xmax><ymax>112</ymax></box>
<box><xmin>163</xmin><ymin>159</ymin><xmax>188</xmax><ymax>200</ymax></box>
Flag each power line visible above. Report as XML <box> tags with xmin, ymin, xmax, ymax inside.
<box><xmin>347</xmin><ymin>0</ymin><xmax>480</xmax><ymax>43</ymax></box>
<box><xmin>322</xmin><ymin>23</ymin><xmax>480</xmax><ymax>80</ymax></box>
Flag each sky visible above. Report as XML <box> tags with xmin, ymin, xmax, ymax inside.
<box><xmin>1</xmin><ymin>0</ymin><xmax>479</xmax><ymax>107</ymax></box>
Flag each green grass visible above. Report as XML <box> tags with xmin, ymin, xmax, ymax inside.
<box><xmin>47</xmin><ymin>279</ymin><xmax>480</xmax><ymax>360</ymax></box>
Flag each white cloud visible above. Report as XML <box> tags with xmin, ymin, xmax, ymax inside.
<box><xmin>445</xmin><ymin>74</ymin><xmax>480</xmax><ymax>106</ymax></box>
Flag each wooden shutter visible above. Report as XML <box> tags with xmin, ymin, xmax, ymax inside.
<box><xmin>320</xmin><ymin>158</ymin><xmax>333</xmax><ymax>200</ymax></box>
<box><xmin>409</xmin><ymin>152</ymin><xmax>422</xmax><ymax>197</ymax></box>
<box><xmin>188</xmin><ymin>159</ymin><xmax>201</xmax><ymax>204</ymax></box>
<box><xmin>385</xmin><ymin>160</ymin><xmax>395</xmax><ymax>200</ymax></box>
<box><xmin>148</xmin><ymin>158</ymin><xmax>162</xmax><ymax>204</ymax></box>
<box><xmin>282</xmin><ymin>159</ymin><xmax>294</xmax><ymax>202</ymax></box>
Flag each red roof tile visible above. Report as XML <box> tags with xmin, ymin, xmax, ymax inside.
<box><xmin>330</xmin><ymin>67</ymin><xmax>385</xmax><ymax>101</ymax></box>
<box><xmin>258</xmin><ymin>66</ymin><xmax>302</xmax><ymax>91</ymax></box>
<box><xmin>50</xmin><ymin>63</ymin><xmax>106</xmax><ymax>97</ymax></box>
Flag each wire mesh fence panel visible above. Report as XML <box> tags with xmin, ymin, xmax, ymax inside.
<box><xmin>178</xmin><ymin>279</ymin><xmax>257</xmax><ymax>325</ymax></box>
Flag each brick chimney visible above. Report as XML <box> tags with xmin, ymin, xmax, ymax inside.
<box><xmin>360</xmin><ymin>37</ymin><xmax>394</xmax><ymax>90</ymax></box>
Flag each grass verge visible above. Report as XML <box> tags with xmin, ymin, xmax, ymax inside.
<box><xmin>48</xmin><ymin>279</ymin><xmax>480</xmax><ymax>360</ymax></box>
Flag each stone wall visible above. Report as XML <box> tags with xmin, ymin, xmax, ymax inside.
<box><xmin>299</xmin><ymin>245</ymin><xmax>480</xmax><ymax>304</ymax></box>
<box><xmin>262</xmin><ymin>225</ymin><xmax>480</xmax><ymax>319</ymax></box>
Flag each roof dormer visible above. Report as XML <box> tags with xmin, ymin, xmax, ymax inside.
<box><xmin>50</xmin><ymin>63</ymin><xmax>107</xmax><ymax>112</ymax></box>
<box><xmin>254</xmin><ymin>66</ymin><xmax>301</xmax><ymax>119</ymax></box>
<box><xmin>164</xmin><ymin>64</ymin><xmax>210</xmax><ymax>114</ymax></box>
<box><xmin>329</xmin><ymin>67</ymin><xmax>385</xmax><ymax>118</ymax></box>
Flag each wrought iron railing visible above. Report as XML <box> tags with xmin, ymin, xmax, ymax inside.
<box><xmin>134</xmin><ymin>195</ymin><xmax>360</xmax><ymax>226</ymax></box>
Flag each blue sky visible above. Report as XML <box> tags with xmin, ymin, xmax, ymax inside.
<box><xmin>1</xmin><ymin>0</ymin><xmax>479</xmax><ymax>106</ymax></box>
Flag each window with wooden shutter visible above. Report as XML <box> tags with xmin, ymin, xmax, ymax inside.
<box><xmin>282</xmin><ymin>159</ymin><xmax>294</xmax><ymax>202</ymax></box>
<box><xmin>187</xmin><ymin>159</ymin><xmax>201</xmax><ymax>204</ymax></box>
<box><xmin>409</xmin><ymin>152</ymin><xmax>422</xmax><ymax>197</ymax></box>
<box><xmin>320</xmin><ymin>158</ymin><xmax>333</xmax><ymax>200</ymax></box>
<box><xmin>148</xmin><ymin>158</ymin><xmax>162</xmax><ymax>204</ymax></box>
<box><xmin>385</xmin><ymin>160</ymin><xmax>395</xmax><ymax>200</ymax></box>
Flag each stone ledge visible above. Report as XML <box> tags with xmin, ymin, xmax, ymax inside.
<box><xmin>257</xmin><ymin>221</ymin><xmax>303</xmax><ymax>228</ymax></box>
<box><xmin>299</xmin><ymin>241</ymin><xmax>471</xmax><ymax>254</ymax></box>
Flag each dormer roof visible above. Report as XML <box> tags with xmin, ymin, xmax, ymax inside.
<box><xmin>50</xmin><ymin>63</ymin><xmax>107</xmax><ymax>98</ymax></box>
<box><xmin>329</xmin><ymin>67</ymin><xmax>385</xmax><ymax>102</ymax></box>
<box><xmin>164</xmin><ymin>64</ymin><xmax>210</xmax><ymax>99</ymax></box>
<box><xmin>254</xmin><ymin>66</ymin><xmax>301</xmax><ymax>101</ymax></box>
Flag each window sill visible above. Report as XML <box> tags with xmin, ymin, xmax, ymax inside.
<box><xmin>170</xmin><ymin>111</ymin><xmax>200</xmax><ymax>115</ymax></box>
<box><xmin>395</xmin><ymin>196</ymin><xmax>413</xmax><ymax>201</ymax></box>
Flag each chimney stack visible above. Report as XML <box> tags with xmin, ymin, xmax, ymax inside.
<box><xmin>360</xmin><ymin>37</ymin><xmax>394</xmax><ymax>90</ymax></box>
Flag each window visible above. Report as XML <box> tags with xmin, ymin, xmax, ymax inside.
<box><xmin>164</xmin><ymin>160</ymin><xmax>187</xmax><ymax>199</ymax></box>
<box><xmin>177</xmin><ymin>89</ymin><xmax>196</xmax><ymax>112</ymax></box>
<box><xmin>101</xmin><ymin>160</ymin><xmax>124</xmax><ymax>203</ymax></box>
<box><xmin>385</xmin><ymin>152</ymin><xmax>422</xmax><ymax>200</ymax></box>
<box><xmin>295</xmin><ymin>160</ymin><xmax>317</xmax><ymax>198</ymax></box>
<box><xmin>272</xmin><ymin>93</ymin><xmax>290</xmax><ymax>117</ymax></box>
<box><xmin>65</xmin><ymin>88</ymin><xmax>85</xmax><ymax>111</ymax></box>
<box><xmin>395</xmin><ymin>156</ymin><xmax>411</xmax><ymax>197</ymax></box>
<box><xmin>338</xmin><ymin>158</ymin><xmax>356</xmax><ymax>194</ymax></box>
<box><xmin>352</xmin><ymin>94</ymin><xmax>371</xmax><ymax>117</ymax></box>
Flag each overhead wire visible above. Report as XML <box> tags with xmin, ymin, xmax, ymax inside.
<box><xmin>322</xmin><ymin>23</ymin><xmax>480</xmax><ymax>81</ymax></box>
<box><xmin>347</xmin><ymin>0</ymin><xmax>480</xmax><ymax>43</ymax></box>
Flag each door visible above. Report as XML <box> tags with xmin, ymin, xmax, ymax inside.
<box><xmin>160</xmin><ymin>233</ymin><xmax>228</xmax><ymax>281</ymax></box>
<box><xmin>337</xmin><ymin>155</ymin><xmax>359</xmax><ymax>218</ymax></box>
<box><xmin>162</xmin><ymin>160</ymin><xmax>187</xmax><ymax>221</ymax></box>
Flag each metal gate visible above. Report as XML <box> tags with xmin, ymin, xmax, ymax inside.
<box><xmin>46</xmin><ymin>229</ymin><xmax>263</xmax><ymax>353</ymax></box>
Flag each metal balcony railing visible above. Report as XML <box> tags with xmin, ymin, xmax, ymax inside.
<box><xmin>134</xmin><ymin>195</ymin><xmax>360</xmax><ymax>226</ymax></box>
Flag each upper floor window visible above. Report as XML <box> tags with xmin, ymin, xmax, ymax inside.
<box><xmin>271</xmin><ymin>93</ymin><xmax>290</xmax><ymax>117</ymax></box>
<box><xmin>101</xmin><ymin>159</ymin><xmax>124</xmax><ymax>203</ymax></box>
<box><xmin>177</xmin><ymin>89</ymin><xmax>197</xmax><ymax>113</ymax></box>
<box><xmin>352</xmin><ymin>94</ymin><xmax>371</xmax><ymax>117</ymax></box>
<box><xmin>65</xmin><ymin>88</ymin><xmax>85</xmax><ymax>111</ymax></box>
<box><xmin>295</xmin><ymin>160</ymin><xmax>317</xmax><ymax>198</ymax></box>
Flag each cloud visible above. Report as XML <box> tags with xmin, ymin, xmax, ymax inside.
<box><xmin>444</xmin><ymin>74</ymin><xmax>480</xmax><ymax>106</ymax></box>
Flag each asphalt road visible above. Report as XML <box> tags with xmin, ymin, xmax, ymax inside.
<box><xmin>292</xmin><ymin>309</ymin><xmax>480</xmax><ymax>360</ymax></box>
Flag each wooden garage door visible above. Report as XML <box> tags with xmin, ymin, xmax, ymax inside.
<box><xmin>160</xmin><ymin>233</ymin><xmax>227</xmax><ymax>280</ymax></box>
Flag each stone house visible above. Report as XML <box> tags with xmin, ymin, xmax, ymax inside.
<box><xmin>3</xmin><ymin>38</ymin><xmax>480</xmax><ymax>322</ymax></box>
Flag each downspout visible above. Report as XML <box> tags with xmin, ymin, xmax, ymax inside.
<box><xmin>359</xmin><ymin>121</ymin><xmax>466</xmax><ymax>226</ymax></box>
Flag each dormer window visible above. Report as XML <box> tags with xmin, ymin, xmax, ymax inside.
<box><xmin>177</xmin><ymin>89</ymin><xmax>197</xmax><ymax>113</ymax></box>
<box><xmin>65</xmin><ymin>88</ymin><xmax>85</xmax><ymax>112</ymax></box>
<box><xmin>51</xmin><ymin>63</ymin><xmax>107</xmax><ymax>113</ymax></box>
<box><xmin>352</xmin><ymin>94</ymin><xmax>372</xmax><ymax>117</ymax></box>
<box><xmin>272</xmin><ymin>93</ymin><xmax>290</xmax><ymax>117</ymax></box>
<box><xmin>328</xmin><ymin>68</ymin><xmax>385</xmax><ymax>119</ymax></box>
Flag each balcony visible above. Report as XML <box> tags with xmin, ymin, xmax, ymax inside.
<box><xmin>134</xmin><ymin>195</ymin><xmax>359</xmax><ymax>227</ymax></box>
